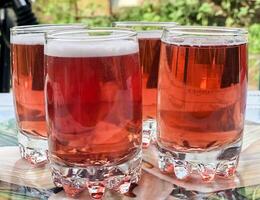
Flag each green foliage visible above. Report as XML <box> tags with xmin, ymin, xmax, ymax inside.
<box><xmin>80</xmin><ymin>16</ymin><xmax>112</xmax><ymax>27</ymax></box>
<box><xmin>220</xmin><ymin>0</ymin><xmax>260</xmax><ymax>26</ymax></box>
<box><xmin>33</xmin><ymin>0</ymin><xmax>76</xmax><ymax>23</ymax></box>
<box><xmin>115</xmin><ymin>1</ymin><xmax>199</xmax><ymax>25</ymax></box>
<box><xmin>33</xmin><ymin>0</ymin><xmax>260</xmax><ymax>53</ymax></box>
<box><xmin>33</xmin><ymin>0</ymin><xmax>108</xmax><ymax>25</ymax></box>
<box><xmin>197</xmin><ymin>2</ymin><xmax>215</xmax><ymax>26</ymax></box>
<box><xmin>33</xmin><ymin>0</ymin><xmax>260</xmax><ymax>26</ymax></box>
<box><xmin>115</xmin><ymin>3</ymin><xmax>160</xmax><ymax>22</ymax></box>
<box><xmin>249</xmin><ymin>24</ymin><xmax>260</xmax><ymax>54</ymax></box>
<box><xmin>112</xmin><ymin>0</ymin><xmax>260</xmax><ymax>27</ymax></box>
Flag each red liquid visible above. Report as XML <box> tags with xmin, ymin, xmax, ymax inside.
<box><xmin>138</xmin><ymin>38</ymin><xmax>161</xmax><ymax>119</ymax></box>
<box><xmin>11</xmin><ymin>44</ymin><xmax>47</xmax><ymax>137</ymax></box>
<box><xmin>46</xmin><ymin>53</ymin><xmax>142</xmax><ymax>165</ymax></box>
<box><xmin>158</xmin><ymin>42</ymin><xmax>247</xmax><ymax>151</ymax></box>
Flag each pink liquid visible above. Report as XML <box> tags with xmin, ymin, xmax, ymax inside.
<box><xmin>45</xmin><ymin>53</ymin><xmax>142</xmax><ymax>165</ymax></box>
<box><xmin>138</xmin><ymin>38</ymin><xmax>161</xmax><ymax>119</ymax></box>
<box><xmin>158</xmin><ymin>42</ymin><xmax>247</xmax><ymax>151</ymax></box>
<box><xmin>11</xmin><ymin>44</ymin><xmax>47</xmax><ymax>137</ymax></box>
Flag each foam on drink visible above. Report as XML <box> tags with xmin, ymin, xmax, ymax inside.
<box><xmin>11</xmin><ymin>33</ymin><xmax>44</xmax><ymax>45</ymax></box>
<box><xmin>45</xmin><ymin>40</ymin><xmax>139</xmax><ymax>57</ymax></box>
<box><xmin>137</xmin><ymin>30</ymin><xmax>162</xmax><ymax>39</ymax></box>
<box><xmin>11</xmin><ymin>34</ymin><xmax>46</xmax><ymax>138</ymax></box>
<box><xmin>11</xmin><ymin>24</ymin><xmax>85</xmax><ymax>45</ymax></box>
<box><xmin>163</xmin><ymin>36</ymin><xmax>247</xmax><ymax>46</ymax></box>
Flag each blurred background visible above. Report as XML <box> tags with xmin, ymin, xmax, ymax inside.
<box><xmin>1</xmin><ymin>0</ymin><xmax>260</xmax><ymax>91</ymax></box>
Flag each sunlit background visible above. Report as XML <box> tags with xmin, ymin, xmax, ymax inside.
<box><xmin>31</xmin><ymin>0</ymin><xmax>259</xmax><ymax>90</ymax></box>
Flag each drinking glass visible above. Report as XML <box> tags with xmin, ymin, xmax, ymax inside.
<box><xmin>157</xmin><ymin>26</ymin><xmax>248</xmax><ymax>181</ymax></box>
<box><xmin>44</xmin><ymin>28</ymin><xmax>142</xmax><ymax>198</ymax></box>
<box><xmin>11</xmin><ymin>24</ymin><xmax>86</xmax><ymax>165</ymax></box>
<box><xmin>113</xmin><ymin>21</ymin><xmax>177</xmax><ymax>148</ymax></box>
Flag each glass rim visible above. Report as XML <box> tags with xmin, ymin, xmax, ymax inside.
<box><xmin>11</xmin><ymin>23</ymin><xmax>86</xmax><ymax>34</ymax></box>
<box><xmin>46</xmin><ymin>28</ymin><xmax>137</xmax><ymax>42</ymax></box>
<box><xmin>164</xmin><ymin>26</ymin><xmax>248</xmax><ymax>36</ymax></box>
<box><xmin>113</xmin><ymin>21</ymin><xmax>178</xmax><ymax>27</ymax></box>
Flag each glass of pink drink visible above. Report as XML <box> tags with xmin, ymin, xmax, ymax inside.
<box><xmin>11</xmin><ymin>24</ymin><xmax>85</xmax><ymax>165</ymax></box>
<box><xmin>113</xmin><ymin>21</ymin><xmax>177</xmax><ymax>148</ymax></box>
<box><xmin>157</xmin><ymin>26</ymin><xmax>248</xmax><ymax>181</ymax></box>
<box><xmin>44</xmin><ymin>28</ymin><xmax>142</xmax><ymax>198</ymax></box>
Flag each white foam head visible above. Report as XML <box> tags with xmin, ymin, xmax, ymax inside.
<box><xmin>45</xmin><ymin>39</ymin><xmax>139</xmax><ymax>57</ymax></box>
<box><xmin>137</xmin><ymin>30</ymin><xmax>162</xmax><ymax>39</ymax></box>
<box><xmin>11</xmin><ymin>24</ymin><xmax>86</xmax><ymax>45</ymax></box>
<box><xmin>162</xmin><ymin>27</ymin><xmax>247</xmax><ymax>46</ymax></box>
<box><xmin>11</xmin><ymin>33</ymin><xmax>44</xmax><ymax>45</ymax></box>
<box><xmin>165</xmin><ymin>36</ymin><xmax>247</xmax><ymax>46</ymax></box>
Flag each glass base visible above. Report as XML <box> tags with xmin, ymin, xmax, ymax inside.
<box><xmin>18</xmin><ymin>131</ymin><xmax>48</xmax><ymax>165</ymax></box>
<box><xmin>157</xmin><ymin>139</ymin><xmax>242</xmax><ymax>181</ymax></box>
<box><xmin>50</xmin><ymin>150</ymin><xmax>142</xmax><ymax>199</ymax></box>
<box><xmin>142</xmin><ymin>118</ymin><xmax>157</xmax><ymax>148</ymax></box>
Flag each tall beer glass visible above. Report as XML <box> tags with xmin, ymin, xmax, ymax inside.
<box><xmin>113</xmin><ymin>21</ymin><xmax>177</xmax><ymax>148</ymax></box>
<box><xmin>158</xmin><ymin>26</ymin><xmax>248</xmax><ymax>181</ymax></box>
<box><xmin>11</xmin><ymin>24</ymin><xmax>86</xmax><ymax>165</ymax></box>
<box><xmin>45</xmin><ymin>29</ymin><xmax>142</xmax><ymax>198</ymax></box>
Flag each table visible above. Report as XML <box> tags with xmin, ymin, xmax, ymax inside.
<box><xmin>1</xmin><ymin>92</ymin><xmax>260</xmax><ymax>199</ymax></box>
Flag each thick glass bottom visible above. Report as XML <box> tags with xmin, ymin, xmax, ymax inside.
<box><xmin>50</xmin><ymin>150</ymin><xmax>142</xmax><ymax>199</ymax></box>
<box><xmin>18</xmin><ymin>131</ymin><xmax>48</xmax><ymax>165</ymax></box>
<box><xmin>157</xmin><ymin>139</ymin><xmax>242</xmax><ymax>181</ymax></box>
<box><xmin>142</xmin><ymin>118</ymin><xmax>157</xmax><ymax>148</ymax></box>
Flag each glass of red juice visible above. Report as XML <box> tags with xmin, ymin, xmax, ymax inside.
<box><xmin>44</xmin><ymin>28</ymin><xmax>142</xmax><ymax>198</ymax></box>
<box><xmin>157</xmin><ymin>26</ymin><xmax>248</xmax><ymax>181</ymax></box>
<box><xmin>10</xmin><ymin>24</ymin><xmax>86</xmax><ymax>165</ymax></box>
<box><xmin>113</xmin><ymin>21</ymin><xmax>177</xmax><ymax>148</ymax></box>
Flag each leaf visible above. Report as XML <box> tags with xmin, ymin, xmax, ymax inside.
<box><xmin>238</xmin><ymin>7</ymin><xmax>249</xmax><ymax>17</ymax></box>
<box><xmin>216</xmin><ymin>10</ymin><xmax>224</xmax><ymax>16</ymax></box>
<box><xmin>199</xmin><ymin>2</ymin><xmax>214</xmax><ymax>14</ymax></box>
<box><xmin>226</xmin><ymin>17</ymin><xmax>235</xmax><ymax>26</ymax></box>
<box><xmin>197</xmin><ymin>13</ymin><xmax>202</xmax><ymax>20</ymax></box>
